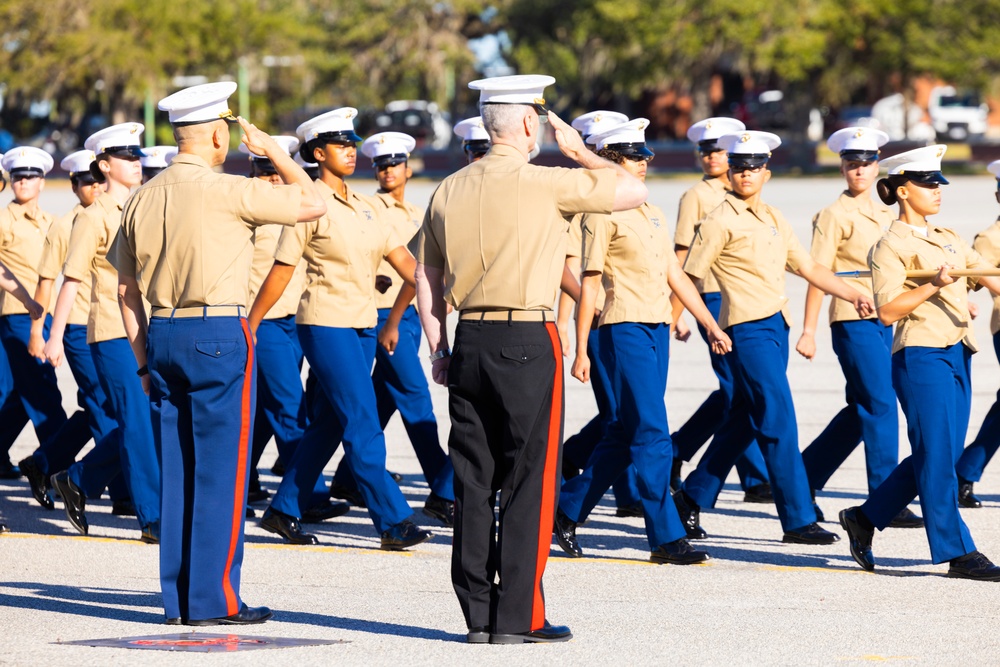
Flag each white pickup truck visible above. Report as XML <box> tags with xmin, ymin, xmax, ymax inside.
<box><xmin>928</xmin><ymin>86</ymin><xmax>988</xmax><ymax>141</ymax></box>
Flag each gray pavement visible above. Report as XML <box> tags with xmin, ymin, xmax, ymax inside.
<box><xmin>3</xmin><ymin>175</ymin><xmax>1000</xmax><ymax>665</ymax></box>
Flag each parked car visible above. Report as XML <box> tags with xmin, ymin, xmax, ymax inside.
<box><xmin>372</xmin><ymin>100</ymin><xmax>451</xmax><ymax>149</ymax></box>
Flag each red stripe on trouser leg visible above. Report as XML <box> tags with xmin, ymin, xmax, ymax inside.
<box><xmin>531</xmin><ymin>322</ymin><xmax>563</xmax><ymax>631</ymax></box>
<box><xmin>221</xmin><ymin>318</ymin><xmax>254</xmax><ymax>615</ymax></box>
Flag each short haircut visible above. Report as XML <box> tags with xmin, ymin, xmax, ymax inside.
<box><xmin>480</xmin><ymin>104</ymin><xmax>528</xmax><ymax>141</ymax></box>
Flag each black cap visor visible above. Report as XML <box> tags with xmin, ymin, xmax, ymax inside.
<box><xmin>463</xmin><ymin>140</ymin><xmax>490</xmax><ymax>156</ymax></box>
<box><xmin>729</xmin><ymin>154</ymin><xmax>770</xmax><ymax>170</ymax></box>
<box><xmin>9</xmin><ymin>167</ymin><xmax>44</xmax><ymax>177</ymax></box>
<box><xmin>316</xmin><ymin>130</ymin><xmax>363</xmax><ymax>145</ymax></box>
<box><xmin>899</xmin><ymin>170</ymin><xmax>949</xmax><ymax>186</ymax></box>
<box><xmin>609</xmin><ymin>143</ymin><xmax>654</xmax><ymax>158</ymax></box>
<box><xmin>374</xmin><ymin>154</ymin><xmax>408</xmax><ymax>169</ymax></box>
<box><xmin>101</xmin><ymin>145</ymin><xmax>146</xmax><ymax>159</ymax></box>
<box><xmin>697</xmin><ymin>139</ymin><xmax>724</xmax><ymax>154</ymax></box>
<box><xmin>251</xmin><ymin>157</ymin><xmax>277</xmax><ymax>175</ymax></box>
<box><xmin>70</xmin><ymin>171</ymin><xmax>98</xmax><ymax>184</ymax></box>
<box><xmin>840</xmin><ymin>149</ymin><xmax>879</xmax><ymax>162</ymax></box>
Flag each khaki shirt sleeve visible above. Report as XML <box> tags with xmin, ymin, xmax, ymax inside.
<box><xmin>382</xmin><ymin>218</ymin><xmax>405</xmax><ymax>258</ymax></box>
<box><xmin>961</xmin><ymin>234</ymin><xmax>988</xmax><ymax>290</ymax></box>
<box><xmin>973</xmin><ymin>229</ymin><xmax>1000</xmax><ymax>267</ymax></box>
<box><xmin>778</xmin><ymin>211</ymin><xmax>814</xmax><ymax>273</ymax></box>
<box><xmin>581</xmin><ymin>213</ymin><xmax>611</xmax><ymax>274</ymax></box>
<box><xmin>238</xmin><ymin>180</ymin><xmax>303</xmax><ymax>227</ymax></box>
<box><xmin>869</xmin><ymin>239</ymin><xmax>905</xmax><ymax>308</ymax></box>
<box><xmin>552</xmin><ymin>167</ymin><xmax>616</xmax><ymax>217</ymax></box>
<box><xmin>274</xmin><ymin>219</ymin><xmax>313</xmax><ymax>266</ymax></box>
<box><xmin>108</xmin><ymin>211</ymin><xmax>135</xmax><ymax>278</ymax></box>
<box><xmin>809</xmin><ymin>208</ymin><xmax>842</xmax><ymax>267</ymax></box>
<box><xmin>413</xmin><ymin>198</ymin><xmax>445</xmax><ymax>269</ymax></box>
<box><xmin>62</xmin><ymin>212</ymin><xmax>102</xmax><ymax>283</ymax></box>
<box><xmin>673</xmin><ymin>189</ymin><xmax>700</xmax><ymax>248</ymax></box>
<box><xmin>38</xmin><ymin>222</ymin><xmax>68</xmax><ymax>281</ymax></box>
<box><xmin>565</xmin><ymin>214</ymin><xmax>583</xmax><ymax>259</ymax></box>
<box><xmin>683</xmin><ymin>214</ymin><xmax>726</xmax><ymax>280</ymax></box>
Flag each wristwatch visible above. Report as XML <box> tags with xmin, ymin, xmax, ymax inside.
<box><xmin>428</xmin><ymin>348</ymin><xmax>451</xmax><ymax>362</ymax></box>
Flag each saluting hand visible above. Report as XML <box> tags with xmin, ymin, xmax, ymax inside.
<box><xmin>706</xmin><ymin>327</ymin><xmax>732</xmax><ymax>355</ymax></box>
<box><xmin>548</xmin><ymin>111</ymin><xmax>587</xmax><ymax>163</ymax></box>
<box><xmin>237</xmin><ymin>117</ymin><xmax>280</xmax><ymax>159</ymax></box>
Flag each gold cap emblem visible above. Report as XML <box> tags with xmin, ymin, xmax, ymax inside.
<box><xmin>936</xmin><ymin>147</ymin><xmax>945</xmax><ymax>158</ymax></box>
<box><xmin>706</xmin><ymin>121</ymin><xmax>713</xmax><ymax>129</ymax></box>
<box><xmin>854</xmin><ymin>128</ymin><xmax>865</xmax><ymax>138</ymax></box>
<box><xmin>740</xmin><ymin>133</ymin><xmax>751</xmax><ymax>143</ymax></box>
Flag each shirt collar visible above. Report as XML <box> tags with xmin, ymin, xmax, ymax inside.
<box><xmin>485</xmin><ymin>143</ymin><xmax>528</xmax><ymax>163</ymax></box>
<box><xmin>169</xmin><ymin>153</ymin><xmax>211</xmax><ymax>169</ymax></box>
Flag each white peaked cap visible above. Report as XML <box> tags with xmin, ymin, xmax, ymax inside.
<box><xmin>158</xmin><ymin>81</ymin><xmax>238</xmax><ymax>124</ymax></box>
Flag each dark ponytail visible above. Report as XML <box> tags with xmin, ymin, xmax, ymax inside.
<box><xmin>88</xmin><ymin>156</ymin><xmax>108</xmax><ymax>185</ymax></box>
<box><xmin>876</xmin><ymin>175</ymin><xmax>908</xmax><ymax>205</ymax></box>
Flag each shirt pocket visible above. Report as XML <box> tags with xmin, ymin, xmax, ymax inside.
<box><xmin>194</xmin><ymin>340</ymin><xmax>240</xmax><ymax>359</ymax></box>
<box><xmin>500</xmin><ymin>344</ymin><xmax>547</xmax><ymax>364</ymax></box>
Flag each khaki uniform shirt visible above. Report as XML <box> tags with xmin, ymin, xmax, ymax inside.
<box><xmin>0</xmin><ymin>202</ymin><xmax>54</xmax><ymax>316</ymax></box>
<box><xmin>415</xmin><ymin>144</ymin><xmax>616</xmax><ymax>311</ymax></box>
<box><xmin>274</xmin><ymin>179</ymin><xmax>401</xmax><ymax>329</ymax></box>
<box><xmin>870</xmin><ymin>220</ymin><xmax>986</xmax><ymax>353</ymax></box>
<box><xmin>566</xmin><ymin>213</ymin><xmax>607</xmax><ymax>312</ymax></box>
<box><xmin>249</xmin><ymin>224</ymin><xmax>305</xmax><ymax>320</ymax></box>
<box><xmin>973</xmin><ymin>219</ymin><xmax>1000</xmax><ymax>335</ymax></box>
<box><xmin>372</xmin><ymin>191</ymin><xmax>422</xmax><ymax>310</ymax></box>
<box><xmin>582</xmin><ymin>203</ymin><xmax>676</xmax><ymax>326</ymax></box>
<box><xmin>684</xmin><ymin>192</ymin><xmax>814</xmax><ymax>330</ymax></box>
<box><xmin>63</xmin><ymin>193</ymin><xmax>129</xmax><ymax>343</ymax></box>
<box><xmin>110</xmin><ymin>153</ymin><xmax>302</xmax><ymax>309</ymax></box>
<box><xmin>810</xmin><ymin>191</ymin><xmax>894</xmax><ymax>324</ymax></box>
<box><xmin>37</xmin><ymin>204</ymin><xmax>90</xmax><ymax>325</ymax></box>
<box><xmin>674</xmin><ymin>176</ymin><xmax>729</xmax><ymax>293</ymax></box>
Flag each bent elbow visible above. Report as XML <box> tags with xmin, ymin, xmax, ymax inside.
<box><xmin>876</xmin><ymin>309</ymin><xmax>896</xmax><ymax>327</ymax></box>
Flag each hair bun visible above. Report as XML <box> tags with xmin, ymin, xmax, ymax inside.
<box><xmin>876</xmin><ymin>178</ymin><xmax>897</xmax><ymax>205</ymax></box>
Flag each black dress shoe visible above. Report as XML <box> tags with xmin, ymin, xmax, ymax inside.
<box><xmin>783</xmin><ymin>522</ymin><xmax>839</xmax><ymax>545</ymax></box>
<box><xmin>381</xmin><ymin>520</ymin><xmax>431</xmax><ymax>551</ymax></box>
<box><xmin>490</xmin><ymin>621</ymin><xmax>572</xmax><ymax>644</ymax></box>
<box><xmin>247</xmin><ymin>488</ymin><xmax>271</xmax><ymax>504</ymax></box>
<box><xmin>467</xmin><ymin>626</ymin><xmax>490</xmax><ymax>644</ymax></box>
<box><xmin>112</xmin><ymin>499</ymin><xmax>137</xmax><ymax>516</ymax></box>
<box><xmin>553</xmin><ymin>510</ymin><xmax>582</xmax><ymax>558</ymax></box>
<box><xmin>0</xmin><ymin>460</ymin><xmax>21</xmax><ymax>479</ymax></box>
<box><xmin>20</xmin><ymin>456</ymin><xmax>53</xmax><ymax>510</ymax></box>
<box><xmin>839</xmin><ymin>507</ymin><xmax>875</xmax><ymax>571</ymax></box>
<box><xmin>561</xmin><ymin>460</ymin><xmax>580</xmax><ymax>481</ymax></box>
<box><xmin>389</xmin><ymin>470</ymin><xmax>404</xmax><ymax>484</ymax></box>
<box><xmin>887</xmin><ymin>507</ymin><xmax>924</xmax><ymax>529</ymax></box>
<box><xmin>0</xmin><ymin>523</ymin><xmax>9</xmax><ymax>534</ymax></box>
<box><xmin>188</xmin><ymin>603</ymin><xmax>273</xmax><ymax>626</ymax></box>
<box><xmin>669</xmin><ymin>458</ymin><xmax>683</xmax><ymax>494</ymax></box>
<box><xmin>422</xmin><ymin>493</ymin><xmax>455</xmax><ymax>527</ymax></box>
<box><xmin>330</xmin><ymin>482</ymin><xmax>366</xmax><ymax>508</ymax></box>
<box><xmin>615</xmin><ymin>504</ymin><xmax>643</xmax><ymax>518</ymax></box>
<box><xmin>260</xmin><ymin>508</ymin><xmax>319</xmax><ymax>545</ymax></box>
<box><xmin>301</xmin><ymin>499</ymin><xmax>350</xmax><ymax>524</ymax></box>
<box><xmin>650</xmin><ymin>538</ymin><xmax>710</xmax><ymax>565</ymax></box>
<box><xmin>245</xmin><ymin>506</ymin><xmax>256</xmax><ymax>519</ymax></box>
<box><xmin>141</xmin><ymin>523</ymin><xmax>160</xmax><ymax>544</ymax></box>
<box><xmin>948</xmin><ymin>551</ymin><xmax>1000</xmax><ymax>581</ymax></box>
<box><xmin>270</xmin><ymin>458</ymin><xmax>285</xmax><ymax>476</ymax></box>
<box><xmin>958</xmin><ymin>480</ymin><xmax>982</xmax><ymax>508</ymax></box>
<box><xmin>50</xmin><ymin>472</ymin><xmax>88</xmax><ymax>535</ymax></box>
<box><xmin>165</xmin><ymin>617</ymin><xmax>182</xmax><ymax>625</ymax></box>
<box><xmin>743</xmin><ymin>482</ymin><xmax>774</xmax><ymax>504</ymax></box>
<box><xmin>673</xmin><ymin>491</ymin><xmax>707</xmax><ymax>539</ymax></box>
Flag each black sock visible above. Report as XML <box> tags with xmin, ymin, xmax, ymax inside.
<box><xmin>856</xmin><ymin>508</ymin><xmax>874</xmax><ymax>532</ymax></box>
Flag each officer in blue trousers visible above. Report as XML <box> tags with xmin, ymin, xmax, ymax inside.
<box><xmin>553</xmin><ymin>118</ymin><xmax>722</xmax><ymax>565</ymax></box>
<box><xmin>558</xmin><ymin>109</ymin><xmax>640</xmax><ymax>515</ymax></box>
<box><xmin>240</xmin><ymin>135</ymin><xmax>337</xmax><ymax>520</ymax></box>
<box><xmin>327</xmin><ymin>131</ymin><xmax>456</xmax><ymax>526</ymax></box>
<box><xmin>675</xmin><ymin>131</ymin><xmax>874</xmax><ymax>544</ymax></box>
<box><xmin>1</xmin><ymin>147</ymin><xmax>91</xmax><ymax>504</ymax></box>
<box><xmin>670</xmin><ymin>117</ymin><xmax>772</xmax><ymax>503</ymax></box>
<box><xmin>111</xmin><ymin>81</ymin><xmax>327</xmax><ymax>625</ymax></box>
<box><xmin>953</xmin><ymin>159</ymin><xmax>1000</xmax><ymax>508</ymax></box>
<box><xmin>840</xmin><ymin>146</ymin><xmax>1000</xmax><ymax>580</ymax></box>
<box><xmin>45</xmin><ymin>124</ymin><xmax>162</xmax><ymax>542</ymax></box>
<box><xmin>254</xmin><ymin>108</ymin><xmax>431</xmax><ymax>550</ymax></box>
<box><xmin>794</xmin><ymin>127</ymin><xmax>922</xmax><ymax>528</ymax></box>
<box><xmin>24</xmin><ymin>149</ymin><xmax>123</xmax><ymax>512</ymax></box>
<box><xmin>0</xmin><ymin>162</ymin><xmax>29</xmax><ymax>481</ymax></box>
